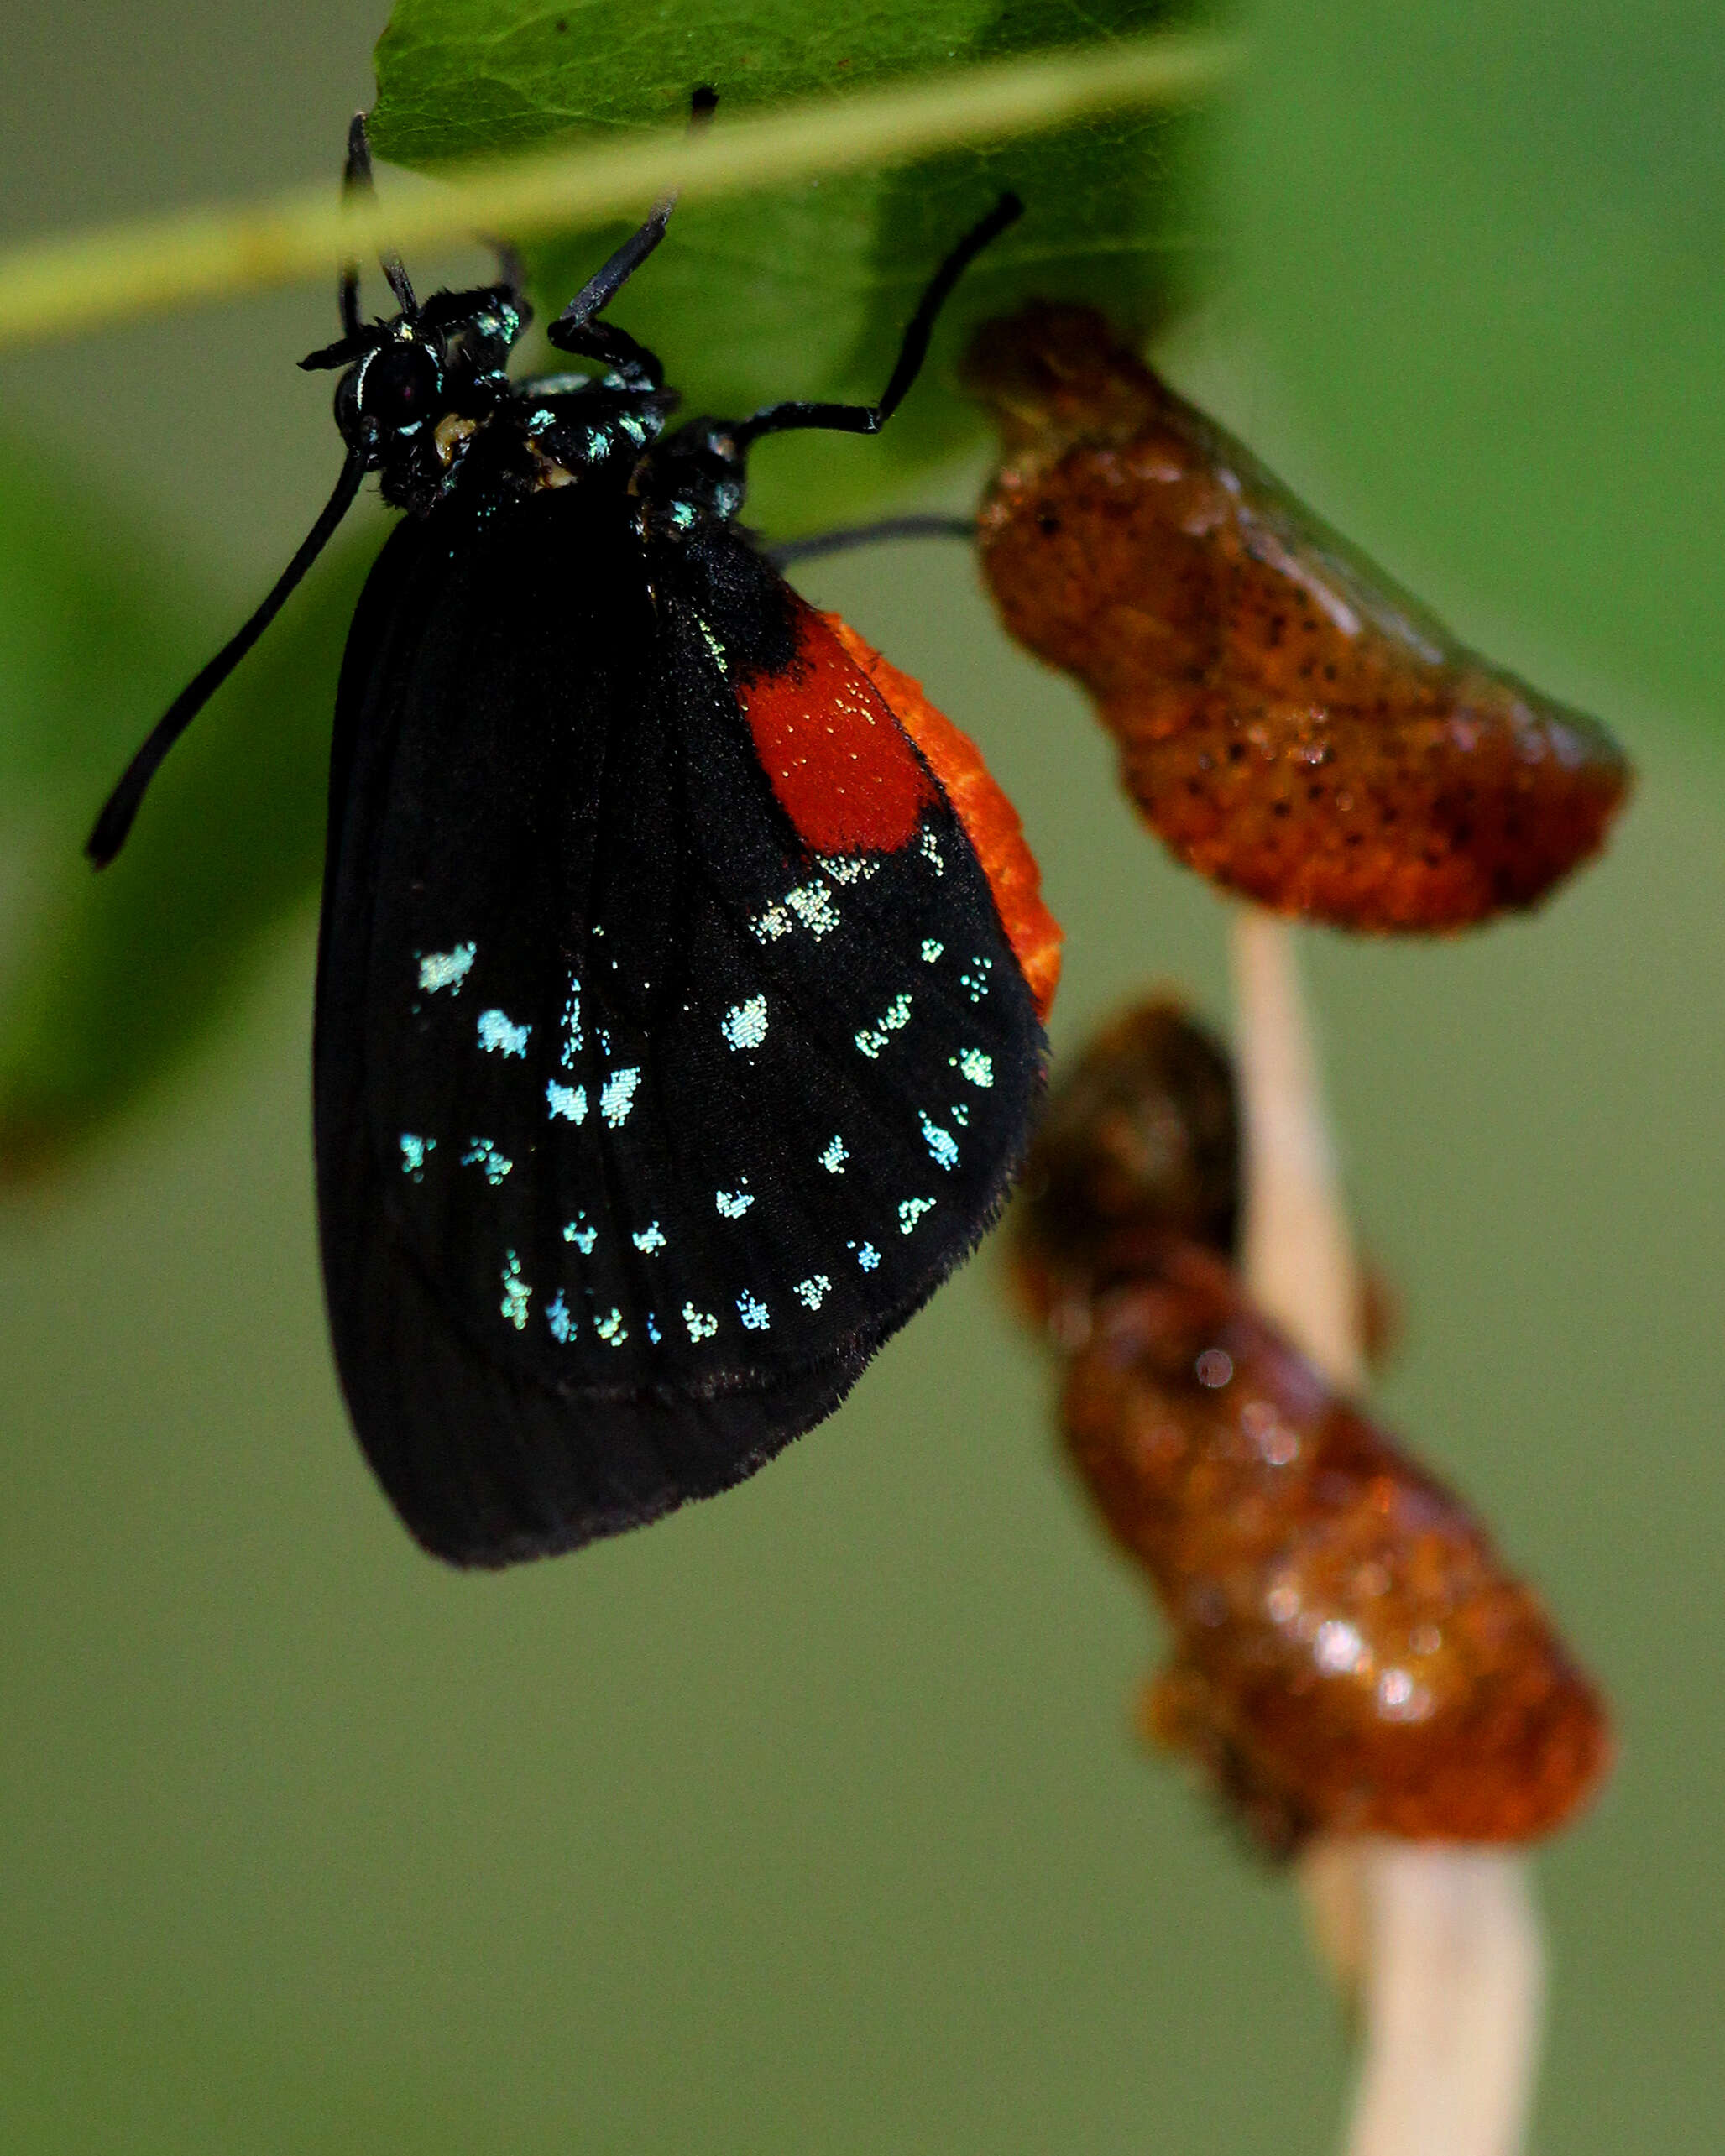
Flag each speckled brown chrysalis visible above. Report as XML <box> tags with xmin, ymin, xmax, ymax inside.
<box><xmin>1011</xmin><ymin>997</ymin><xmax>1239</xmax><ymax>1334</ymax></box>
<box><xmin>966</xmin><ymin>306</ymin><xmax>1631</xmax><ymax>932</ymax></box>
<box><xmin>1012</xmin><ymin>1000</ymin><xmax>1612</xmax><ymax>1854</ymax></box>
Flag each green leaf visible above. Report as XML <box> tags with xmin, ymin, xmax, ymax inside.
<box><xmin>0</xmin><ymin>472</ymin><xmax>382</xmax><ymax>1178</ymax></box>
<box><xmin>372</xmin><ymin>0</ymin><xmax>1215</xmax><ymax>531</ymax></box>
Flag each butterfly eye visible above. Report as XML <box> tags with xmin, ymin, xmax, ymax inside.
<box><xmin>360</xmin><ymin>341</ymin><xmax>443</xmax><ymax>430</ymax></box>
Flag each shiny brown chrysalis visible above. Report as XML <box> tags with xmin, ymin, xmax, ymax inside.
<box><xmin>1012</xmin><ymin>1000</ymin><xmax>1612</xmax><ymax>1854</ymax></box>
<box><xmin>966</xmin><ymin>307</ymin><xmax>1631</xmax><ymax>932</ymax></box>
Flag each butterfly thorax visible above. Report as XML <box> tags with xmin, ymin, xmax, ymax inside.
<box><xmin>412</xmin><ymin>375</ymin><xmax>678</xmax><ymax>520</ymax></box>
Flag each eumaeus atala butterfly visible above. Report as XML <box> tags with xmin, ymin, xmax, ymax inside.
<box><xmin>88</xmin><ymin>108</ymin><xmax>1063</xmax><ymax>1569</ymax></box>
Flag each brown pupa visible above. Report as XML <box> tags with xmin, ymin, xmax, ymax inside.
<box><xmin>966</xmin><ymin>305</ymin><xmax>1630</xmax><ymax>932</ymax></box>
<box><xmin>1013</xmin><ymin>1000</ymin><xmax>1612</xmax><ymax>1854</ymax></box>
<box><xmin>1011</xmin><ymin>997</ymin><xmax>1239</xmax><ymax>1335</ymax></box>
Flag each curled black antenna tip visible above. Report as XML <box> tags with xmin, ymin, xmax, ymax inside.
<box><xmin>972</xmin><ymin>192</ymin><xmax>1024</xmax><ymax>247</ymax></box>
<box><xmin>691</xmin><ymin>84</ymin><xmax>719</xmax><ymax>120</ymax></box>
<box><xmin>86</xmin><ymin>803</ymin><xmax>128</xmax><ymax>869</ymax></box>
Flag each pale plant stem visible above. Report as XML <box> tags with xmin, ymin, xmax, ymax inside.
<box><xmin>0</xmin><ymin>33</ymin><xmax>1239</xmax><ymax>353</ymax></box>
<box><xmin>1230</xmin><ymin>905</ymin><xmax>1365</xmax><ymax>1394</ymax></box>
<box><xmin>1226</xmin><ymin>906</ymin><xmax>1545</xmax><ymax>2156</ymax></box>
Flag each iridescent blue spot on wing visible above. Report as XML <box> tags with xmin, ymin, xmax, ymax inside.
<box><xmin>818</xmin><ymin>855</ymin><xmax>881</xmax><ymax>887</ymax></box>
<box><xmin>599</xmin><ymin>1067</ymin><xmax>640</xmax><ymax>1125</ymax></box>
<box><xmin>500</xmin><ymin>1251</ymin><xmax>531</xmax><ymax>1329</ymax></box>
<box><xmin>898</xmin><ymin>1198</ymin><xmax>936</xmax><ymax>1235</ymax></box>
<box><xmin>462</xmin><ymin>1137</ymin><xmax>512</xmax><ymax>1183</ymax></box>
<box><xmin>920</xmin><ymin>1112</ymin><xmax>959</xmax><ymax>1171</ymax></box>
<box><xmin>720</xmin><ymin>996</ymin><xmax>769</xmax><ymax>1051</ymax></box>
<box><xmin>792</xmin><ymin>886</ymin><xmax>838</xmax><ymax>935</ymax></box>
<box><xmin>753</xmin><ymin>866</ymin><xmax>854</xmax><ymax>944</ymax></box>
<box><xmin>558</xmin><ymin>975</ymin><xmax>583</xmax><ymax>1065</ymax></box>
<box><xmin>855</xmin><ymin>993</ymin><xmax>912</xmax><ymax>1059</ymax></box>
<box><xmin>478</xmin><ymin>1008</ymin><xmax>532</xmax><ymax>1056</ymax></box>
<box><xmin>418</xmin><ymin>942</ymin><xmax>476</xmax><ymax>994</ymax></box>
<box><xmin>546</xmin><ymin>1079</ymin><xmax>587</xmax><ymax>1122</ymax></box>
<box><xmin>737</xmin><ymin>1293</ymin><xmax>771</xmax><ymax>1331</ymax></box>
<box><xmin>400</xmin><ymin>1134</ymin><xmax>434</xmax><ymax>1180</ymax></box>
<box><xmin>631</xmin><ymin>1223</ymin><xmax>666</xmax><ymax>1253</ymax></box>
<box><xmin>697</xmin><ymin>618</ymin><xmax>729</xmax><ymax>672</ymax></box>
<box><xmin>819</xmin><ymin>1135</ymin><xmax>848</xmax><ymax>1173</ymax></box>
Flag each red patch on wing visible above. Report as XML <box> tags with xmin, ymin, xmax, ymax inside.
<box><xmin>734</xmin><ymin>599</ymin><xmax>935</xmax><ymax>854</ymax></box>
<box><xmin>828</xmin><ymin>614</ymin><xmax>1064</xmax><ymax>1023</ymax></box>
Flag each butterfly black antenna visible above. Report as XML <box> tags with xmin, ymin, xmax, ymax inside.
<box><xmin>91</xmin><ymin>112</ymin><xmax>421</xmax><ymax>869</ymax></box>
<box><xmin>86</xmin><ymin>454</ymin><xmax>365</xmax><ymax>867</ymax></box>
<box><xmin>341</xmin><ymin>111</ymin><xmax>416</xmax><ymax>328</ymax></box>
<box><xmin>482</xmin><ymin>235</ymin><xmax>530</xmax><ymax>311</ymax></box>
<box><xmin>733</xmin><ymin>192</ymin><xmax>1023</xmax><ymax>452</ymax></box>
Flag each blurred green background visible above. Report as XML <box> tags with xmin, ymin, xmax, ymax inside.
<box><xmin>2</xmin><ymin>3</ymin><xmax>1722</xmax><ymax>2149</ymax></box>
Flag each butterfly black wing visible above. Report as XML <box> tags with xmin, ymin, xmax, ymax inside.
<box><xmin>316</xmin><ymin>483</ymin><xmax>1045</xmax><ymax>1565</ymax></box>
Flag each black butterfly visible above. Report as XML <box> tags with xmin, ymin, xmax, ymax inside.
<box><xmin>91</xmin><ymin>111</ymin><xmax>1059</xmax><ymax>1567</ymax></box>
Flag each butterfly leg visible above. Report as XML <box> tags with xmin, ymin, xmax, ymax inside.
<box><xmin>546</xmin><ymin>212</ymin><xmax>676</xmax><ymax>387</ymax></box>
<box><xmin>546</xmin><ymin>311</ymin><xmax>666</xmax><ymax>394</ymax></box>
<box><xmin>730</xmin><ymin>194</ymin><xmax>1022</xmax><ymax>451</ymax></box>
<box><xmin>546</xmin><ymin>85</ymin><xmax>717</xmax><ymax>386</ymax></box>
<box><xmin>766</xmin><ymin>515</ymin><xmax>976</xmax><ymax>568</ymax></box>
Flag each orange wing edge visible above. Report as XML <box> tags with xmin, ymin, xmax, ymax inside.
<box><xmin>826</xmin><ymin>613</ymin><xmax>1063</xmax><ymax>1024</ymax></box>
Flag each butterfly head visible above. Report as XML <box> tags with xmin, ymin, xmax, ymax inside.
<box><xmin>301</xmin><ymin>289</ymin><xmax>527</xmax><ymax>497</ymax></box>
